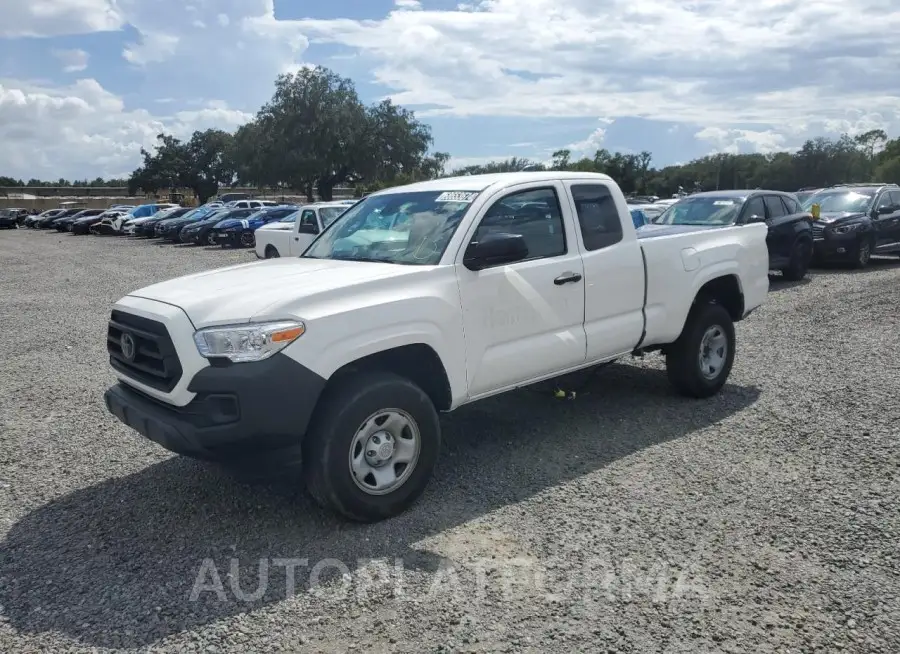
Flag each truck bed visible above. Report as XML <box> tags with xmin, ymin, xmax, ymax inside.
<box><xmin>635</xmin><ymin>224</ymin><xmax>720</xmax><ymax>239</ymax></box>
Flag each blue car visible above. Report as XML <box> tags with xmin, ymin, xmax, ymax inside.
<box><xmin>211</xmin><ymin>205</ymin><xmax>299</xmax><ymax>248</ymax></box>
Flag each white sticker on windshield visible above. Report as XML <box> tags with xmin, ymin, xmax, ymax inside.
<box><xmin>713</xmin><ymin>200</ymin><xmax>735</xmax><ymax>205</ymax></box>
<box><xmin>435</xmin><ymin>191</ymin><xmax>478</xmax><ymax>203</ymax></box>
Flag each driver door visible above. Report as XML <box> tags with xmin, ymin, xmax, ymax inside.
<box><xmin>873</xmin><ymin>191</ymin><xmax>900</xmax><ymax>252</ymax></box>
<box><xmin>290</xmin><ymin>209</ymin><xmax>320</xmax><ymax>255</ymax></box>
<box><xmin>455</xmin><ymin>182</ymin><xmax>587</xmax><ymax>398</ymax></box>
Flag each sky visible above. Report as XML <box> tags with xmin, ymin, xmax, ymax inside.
<box><xmin>0</xmin><ymin>0</ymin><xmax>899</xmax><ymax>181</ymax></box>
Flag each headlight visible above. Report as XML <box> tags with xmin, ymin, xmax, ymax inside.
<box><xmin>832</xmin><ymin>223</ymin><xmax>860</xmax><ymax>234</ymax></box>
<box><xmin>193</xmin><ymin>320</ymin><xmax>305</xmax><ymax>363</ymax></box>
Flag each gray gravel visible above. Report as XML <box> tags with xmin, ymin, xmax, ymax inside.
<box><xmin>1</xmin><ymin>228</ymin><xmax>899</xmax><ymax>653</ymax></box>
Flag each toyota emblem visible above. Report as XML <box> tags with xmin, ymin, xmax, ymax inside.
<box><xmin>120</xmin><ymin>332</ymin><xmax>136</xmax><ymax>361</ymax></box>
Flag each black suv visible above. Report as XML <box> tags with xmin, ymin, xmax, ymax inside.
<box><xmin>803</xmin><ymin>183</ymin><xmax>900</xmax><ymax>268</ymax></box>
<box><xmin>653</xmin><ymin>189</ymin><xmax>814</xmax><ymax>280</ymax></box>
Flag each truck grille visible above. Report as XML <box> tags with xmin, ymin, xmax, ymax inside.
<box><xmin>107</xmin><ymin>310</ymin><xmax>183</xmax><ymax>392</ymax></box>
<box><xmin>811</xmin><ymin>222</ymin><xmax>825</xmax><ymax>240</ymax></box>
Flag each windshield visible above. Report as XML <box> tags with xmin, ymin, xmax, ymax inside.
<box><xmin>801</xmin><ymin>191</ymin><xmax>873</xmax><ymax>213</ymax></box>
<box><xmin>319</xmin><ymin>206</ymin><xmax>346</xmax><ymax>227</ymax></box>
<box><xmin>654</xmin><ymin>196</ymin><xmax>742</xmax><ymax>226</ymax></box>
<box><xmin>279</xmin><ymin>210</ymin><xmax>299</xmax><ymax>223</ymax></box>
<box><xmin>303</xmin><ymin>190</ymin><xmax>478</xmax><ymax>264</ymax></box>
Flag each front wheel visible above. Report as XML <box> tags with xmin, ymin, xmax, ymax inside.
<box><xmin>666</xmin><ymin>302</ymin><xmax>736</xmax><ymax>398</ymax></box>
<box><xmin>303</xmin><ymin>372</ymin><xmax>441</xmax><ymax>522</ymax></box>
<box><xmin>782</xmin><ymin>238</ymin><xmax>812</xmax><ymax>281</ymax></box>
<box><xmin>264</xmin><ymin>245</ymin><xmax>280</xmax><ymax>258</ymax></box>
<box><xmin>239</xmin><ymin>231</ymin><xmax>255</xmax><ymax>248</ymax></box>
<box><xmin>854</xmin><ymin>238</ymin><xmax>872</xmax><ymax>269</ymax></box>
<box><xmin>206</xmin><ymin>231</ymin><xmax>217</xmax><ymax>246</ymax></box>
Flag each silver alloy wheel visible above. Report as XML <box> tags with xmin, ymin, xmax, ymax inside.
<box><xmin>207</xmin><ymin>231</ymin><xmax>217</xmax><ymax>246</ymax></box>
<box><xmin>698</xmin><ymin>324</ymin><xmax>727</xmax><ymax>380</ymax></box>
<box><xmin>349</xmin><ymin>409</ymin><xmax>421</xmax><ymax>495</ymax></box>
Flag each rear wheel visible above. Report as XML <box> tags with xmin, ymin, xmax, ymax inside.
<box><xmin>303</xmin><ymin>372</ymin><xmax>440</xmax><ymax>522</ymax></box>
<box><xmin>782</xmin><ymin>238</ymin><xmax>812</xmax><ymax>281</ymax></box>
<box><xmin>666</xmin><ymin>302</ymin><xmax>735</xmax><ymax>398</ymax></box>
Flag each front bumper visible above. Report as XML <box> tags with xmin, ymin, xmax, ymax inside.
<box><xmin>812</xmin><ymin>228</ymin><xmax>862</xmax><ymax>260</ymax></box>
<box><xmin>214</xmin><ymin>230</ymin><xmax>244</xmax><ymax>246</ymax></box>
<box><xmin>104</xmin><ymin>352</ymin><xmax>325</xmax><ymax>467</ymax></box>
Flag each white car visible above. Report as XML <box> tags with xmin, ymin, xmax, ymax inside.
<box><xmin>90</xmin><ymin>210</ymin><xmax>132</xmax><ymax>235</ymax></box>
<box><xmin>253</xmin><ymin>202</ymin><xmax>353</xmax><ymax>258</ymax></box>
<box><xmin>225</xmin><ymin>199</ymin><xmax>278</xmax><ymax>210</ymax></box>
<box><xmin>103</xmin><ymin>171</ymin><xmax>769</xmax><ymax>522</ymax></box>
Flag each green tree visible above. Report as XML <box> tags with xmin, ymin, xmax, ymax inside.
<box><xmin>185</xmin><ymin>129</ymin><xmax>236</xmax><ymax>203</ymax></box>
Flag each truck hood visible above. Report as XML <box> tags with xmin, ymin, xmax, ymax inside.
<box><xmin>127</xmin><ymin>257</ymin><xmax>431</xmax><ymax>327</ymax></box>
<box><xmin>258</xmin><ymin>222</ymin><xmax>293</xmax><ymax>231</ymax></box>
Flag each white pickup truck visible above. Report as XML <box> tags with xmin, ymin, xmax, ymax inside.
<box><xmin>254</xmin><ymin>201</ymin><xmax>357</xmax><ymax>259</ymax></box>
<box><xmin>104</xmin><ymin>172</ymin><xmax>769</xmax><ymax>522</ymax></box>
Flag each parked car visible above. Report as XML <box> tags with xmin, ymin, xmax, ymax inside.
<box><xmin>0</xmin><ymin>208</ymin><xmax>30</xmax><ymax>227</ymax></box>
<box><xmin>89</xmin><ymin>210</ymin><xmax>132</xmax><ymax>235</ymax></box>
<box><xmin>121</xmin><ymin>204</ymin><xmax>179</xmax><ymax>235</ymax></box>
<box><xmin>55</xmin><ymin>208</ymin><xmax>105</xmax><ymax>232</ymax></box>
<box><xmin>155</xmin><ymin>205</ymin><xmax>221</xmax><ymax>241</ymax></box>
<box><xmin>802</xmin><ymin>183</ymin><xmax>900</xmax><ymax>267</ymax></box>
<box><xmin>103</xmin><ymin>171</ymin><xmax>770</xmax><ymax>522</ymax></box>
<box><xmin>24</xmin><ymin>209</ymin><xmax>63</xmax><ymax>228</ymax></box>
<box><xmin>179</xmin><ymin>208</ymin><xmax>256</xmax><ymax>245</ymax></box>
<box><xmin>224</xmin><ymin>199</ymin><xmax>278</xmax><ymax>210</ymax></box>
<box><xmin>37</xmin><ymin>208</ymin><xmax>82</xmax><ymax>229</ymax></box>
<box><xmin>0</xmin><ymin>209</ymin><xmax>21</xmax><ymax>229</ymax></box>
<box><xmin>652</xmin><ymin>190</ymin><xmax>814</xmax><ymax>280</ymax></box>
<box><xmin>254</xmin><ymin>202</ymin><xmax>351</xmax><ymax>258</ymax></box>
<box><xmin>72</xmin><ymin>208</ymin><xmax>129</xmax><ymax>235</ymax></box>
<box><xmin>133</xmin><ymin>207</ymin><xmax>192</xmax><ymax>237</ymax></box>
<box><xmin>211</xmin><ymin>205</ymin><xmax>299</xmax><ymax>248</ymax></box>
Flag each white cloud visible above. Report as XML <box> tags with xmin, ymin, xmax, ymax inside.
<box><xmin>567</xmin><ymin>125</ymin><xmax>607</xmax><ymax>156</ymax></box>
<box><xmin>52</xmin><ymin>48</ymin><xmax>90</xmax><ymax>72</ymax></box>
<box><xmin>294</xmin><ymin>0</ymin><xmax>900</xmax><ymax>136</ymax></box>
<box><xmin>0</xmin><ymin>77</ymin><xmax>252</xmax><ymax>180</ymax></box>
<box><xmin>694</xmin><ymin>127</ymin><xmax>789</xmax><ymax>155</ymax></box>
<box><xmin>395</xmin><ymin>0</ymin><xmax>423</xmax><ymax>9</ymax></box>
<box><xmin>0</xmin><ymin>0</ymin><xmax>124</xmax><ymax>37</ymax></box>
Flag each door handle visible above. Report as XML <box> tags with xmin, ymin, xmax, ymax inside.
<box><xmin>554</xmin><ymin>272</ymin><xmax>582</xmax><ymax>285</ymax></box>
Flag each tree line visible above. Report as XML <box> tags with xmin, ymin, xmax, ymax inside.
<box><xmin>2</xmin><ymin>66</ymin><xmax>899</xmax><ymax>201</ymax></box>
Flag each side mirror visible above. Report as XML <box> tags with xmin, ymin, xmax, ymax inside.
<box><xmin>747</xmin><ymin>213</ymin><xmax>766</xmax><ymax>223</ymax></box>
<box><xmin>876</xmin><ymin>205</ymin><xmax>893</xmax><ymax>215</ymax></box>
<box><xmin>297</xmin><ymin>223</ymin><xmax>318</xmax><ymax>234</ymax></box>
<box><xmin>463</xmin><ymin>232</ymin><xmax>529</xmax><ymax>271</ymax></box>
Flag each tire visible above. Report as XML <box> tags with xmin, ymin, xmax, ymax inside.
<box><xmin>666</xmin><ymin>302</ymin><xmax>736</xmax><ymax>398</ymax></box>
<box><xmin>239</xmin><ymin>231</ymin><xmax>255</xmax><ymax>248</ymax></box>
<box><xmin>265</xmin><ymin>245</ymin><xmax>279</xmax><ymax>258</ymax></box>
<box><xmin>303</xmin><ymin>371</ymin><xmax>441</xmax><ymax>522</ymax></box>
<box><xmin>205</xmin><ymin>231</ymin><xmax>217</xmax><ymax>246</ymax></box>
<box><xmin>853</xmin><ymin>237</ymin><xmax>872</xmax><ymax>269</ymax></box>
<box><xmin>782</xmin><ymin>238</ymin><xmax>812</xmax><ymax>281</ymax></box>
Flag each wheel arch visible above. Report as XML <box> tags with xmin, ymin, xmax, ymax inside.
<box><xmin>325</xmin><ymin>344</ymin><xmax>453</xmax><ymax>411</ymax></box>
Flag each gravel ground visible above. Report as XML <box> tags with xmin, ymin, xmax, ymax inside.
<box><xmin>1</xmin><ymin>228</ymin><xmax>899</xmax><ymax>653</ymax></box>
